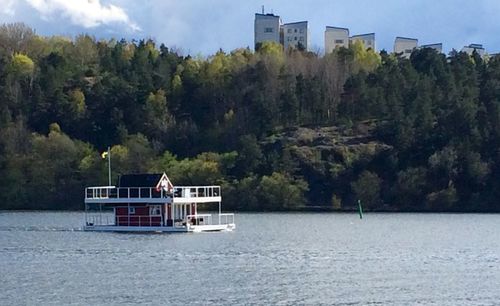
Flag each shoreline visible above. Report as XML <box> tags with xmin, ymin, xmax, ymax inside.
<box><xmin>1</xmin><ymin>208</ymin><xmax>499</xmax><ymax>214</ymax></box>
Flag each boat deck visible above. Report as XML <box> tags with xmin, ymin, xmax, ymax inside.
<box><xmin>84</xmin><ymin>185</ymin><xmax>234</xmax><ymax>233</ymax></box>
<box><xmin>84</xmin><ymin>213</ymin><xmax>235</xmax><ymax>233</ymax></box>
<box><xmin>85</xmin><ymin>186</ymin><xmax>222</xmax><ymax>204</ymax></box>
<box><xmin>83</xmin><ymin>223</ymin><xmax>236</xmax><ymax>233</ymax></box>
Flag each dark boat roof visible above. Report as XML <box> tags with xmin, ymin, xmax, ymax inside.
<box><xmin>119</xmin><ymin>173</ymin><xmax>164</xmax><ymax>188</ymax></box>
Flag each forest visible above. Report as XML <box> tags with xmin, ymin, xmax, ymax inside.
<box><xmin>1</xmin><ymin>23</ymin><xmax>499</xmax><ymax>212</ymax></box>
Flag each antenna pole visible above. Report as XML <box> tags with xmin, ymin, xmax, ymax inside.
<box><xmin>262</xmin><ymin>5</ymin><xmax>264</xmax><ymax>14</ymax></box>
<box><xmin>107</xmin><ymin>146</ymin><xmax>111</xmax><ymax>186</ymax></box>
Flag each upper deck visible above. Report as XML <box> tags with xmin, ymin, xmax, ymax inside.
<box><xmin>85</xmin><ymin>186</ymin><xmax>222</xmax><ymax>204</ymax></box>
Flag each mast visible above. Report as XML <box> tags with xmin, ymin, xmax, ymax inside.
<box><xmin>107</xmin><ymin>146</ymin><xmax>111</xmax><ymax>186</ymax></box>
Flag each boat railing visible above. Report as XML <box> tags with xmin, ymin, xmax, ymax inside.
<box><xmin>173</xmin><ymin>186</ymin><xmax>221</xmax><ymax>199</ymax></box>
<box><xmin>85</xmin><ymin>186</ymin><xmax>221</xmax><ymax>201</ymax></box>
<box><xmin>186</xmin><ymin>214</ymin><xmax>213</xmax><ymax>226</ymax></box>
<box><xmin>85</xmin><ymin>186</ymin><xmax>170</xmax><ymax>200</ymax></box>
<box><xmin>85</xmin><ymin>214</ymin><xmax>114</xmax><ymax>227</ymax></box>
<box><xmin>219</xmin><ymin>213</ymin><xmax>235</xmax><ymax>225</ymax></box>
<box><xmin>85</xmin><ymin>214</ymin><xmax>165</xmax><ymax>227</ymax></box>
<box><xmin>115</xmin><ymin>215</ymin><xmax>163</xmax><ymax>227</ymax></box>
<box><xmin>186</xmin><ymin>213</ymin><xmax>234</xmax><ymax>226</ymax></box>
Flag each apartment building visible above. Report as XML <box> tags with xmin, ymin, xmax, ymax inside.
<box><xmin>461</xmin><ymin>44</ymin><xmax>486</xmax><ymax>57</ymax></box>
<box><xmin>324</xmin><ymin>26</ymin><xmax>349</xmax><ymax>53</ymax></box>
<box><xmin>282</xmin><ymin>21</ymin><xmax>310</xmax><ymax>51</ymax></box>
<box><xmin>350</xmin><ymin>33</ymin><xmax>376</xmax><ymax>50</ymax></box>
<box><xmin>420</xmin><ymin>43</ymin><xmax>443</xmax><ymax>53</ymax></box>
<box><xmin>254</xmin><ymin>13</ymin><xmax>283</xmax><ymax>49</ymax></box>
<box><xmin>394</xmin><ymin>37</ymin><xmax>418</xmax><ymax>58</ymax></box>
<box><xmin>253</xmin><ymin>11</ymin><xmax>482</xmax><ymax>56</ymax></box>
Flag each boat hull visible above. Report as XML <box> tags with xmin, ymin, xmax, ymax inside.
<box><xmin>83</xmin><ymin>224</ymin><xmax>235</xmax><ymax>233</ymax></box>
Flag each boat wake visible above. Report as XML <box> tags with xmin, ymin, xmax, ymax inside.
<box><xmin>0</xmin><ymin>226</ymin><xmax>84</xmax><ymax>232</ymax></box>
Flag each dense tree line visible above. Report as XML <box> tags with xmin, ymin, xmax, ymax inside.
<box><xmin>1</xmin><ymin>23</ymin><xmax>499</xmax><ymax>211</ymax></box>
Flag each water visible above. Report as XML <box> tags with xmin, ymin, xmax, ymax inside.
<box><xmin>1</xmin><ymin>212</ymin><xmax>499</xmax><ymax>305</ymax></box>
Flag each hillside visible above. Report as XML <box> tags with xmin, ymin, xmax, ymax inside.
<box><xmin>1</xmin><ymin>23</ymin><xmax>500</xmax><ymax>212</ymax></box>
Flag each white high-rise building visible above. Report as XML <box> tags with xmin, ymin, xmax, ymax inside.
<box><xmin>282</xmin><ymin>21</ymin><xmax>310</xmax><ymax>51</ymax></box>
<box><xmin>394</xmin><ymin>37</ymin><xmax>418</xmax><ymax>59</ymax></box>
<box><xmin>350</xmin><ymin>33</ymin><xmax>376</xmax><ymax>50</ymax></box>
<box><xmin>324</xmin><ymin>26</ymin><xmax>349</xmax><ymax>54</ymax></box>
<box><xmin>461</xmin><ymin>44</ymin><xmax>486</xmax><ymax>57</ymax></box>
<box><xmin>254</xmin><ymin>13</ymin><xmax>283</xmax><ymax>49</ymax></box>
<box><xmin>420</xmin><ymin>43</ymin><xmax>443</xmax><ymax>53</ymax></box>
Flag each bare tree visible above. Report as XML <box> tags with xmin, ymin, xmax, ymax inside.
<box><xmin>0</xmin><ymin>23</ymin><xmax>35</xmax><ymax>55</ymax></box>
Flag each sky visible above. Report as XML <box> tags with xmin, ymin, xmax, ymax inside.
<box><xmin>1</xmin><ymin>0</ymin><xmax>500</xmax><ymax>56</ymax></box>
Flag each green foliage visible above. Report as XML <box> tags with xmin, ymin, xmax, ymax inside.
<box><xmin>22</xmin><ymin>126</ymin><xmax>98</xmax><ymax>209</ymax></box>
<box><xmin>351</xmin><ymin>171</ymin><xmax>382</xmax><ymax>209</ymax></box>
<box><xmin>144</xmin><ymin>89</ymin><xmax>174</xmax><ymax>142</ymax></box>
<box><xmin>69</xmin><ymin>89</ymin><xmax>86</xmax><ymax>117</ymax></box>
<box><xmin>10</xmin><ymin>53</ymin><xmax>34</xmax><ymax>77</ymax></box>
<box><xmin>72</xmin><ymin>34</ymin><xmax>98</xmax><ymax>67</ymax></box>
<box><xmin>150</xmin><ymin>151</ymin><xmax>237</xmax><ymax>186</ymax></box>
<box><xmin>235</xmin><ymin>134</ymin><xmax>263</xmax><ymax>174</ymax></box>
<box><xmin>121</xmin><ymin>134</ymin><xmax>154</xmax><ymax>173</ymax></box>
<box><xmin>233</xmin><ymin>175</ymin><xmax>260</xmax><ymax>210</ymax></box>
<box><xmin>350</xmin><ymin>40</ymin><xmax>381</xmax><ymax>73</ymax></box>
<box><xmin>108</xmin><ymin>144</ymin><xmax>129</xmax><ymax>181</ymax></box>
<box><xmin>426</xmin><ymin>185</ymin><xmax>458</xmax><ymax>211</ymax></box>
<box><xmin>258</xmin><ymin>172</ymin><xmax>309</xmax><ymax>210</ymax></box>
<box><xmin>1</xmin><ymin>24</ymin><xmax>500</xmax><ymax>212</ymax></box>
<box><xmin>395</xmin><ymin>167</ymin><xmax>428</xmax><ymax>209</ymax></box>
<box><xmin>256</xmin><ymin>41</ymin><xmax>283</xmax><ymax>58</ymax></box>
<box><xmin>332</xmin><ymin>194</ymin><xmax>342</xmax><ymax>210</ymax></box>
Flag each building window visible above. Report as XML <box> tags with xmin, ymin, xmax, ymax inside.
<box><xmin>294</xmin><ymin>29</ymin><xmax>298</xmax><ymax>33</ymax></box>
<box><xmin>287</xmin><ymin>29</ymin><xmax>292</xmax><ymax>33</ymax></box>
<box><xmin>294</xmin><ymin>36</ymin><xmax>297</xmax><ymax>41</ymax></box>
<box><xmin>335</xmin><ymin>39</ymin><xmax>344</xmax><ymax>44</ymax></box>
<box><xmin>367</xmin><ymin>41</ymin><xmax>372</xmax><ymax>46</ymax></box>
<box><xmin>299</xmin><ymin>36</ymin><xmax>304</xmax><ymax>42</ymax></box>
<box><xmin>405</xmin><ymin>49</ymin><xmax>412</xmax><ymax>53</ymax></box>
<box><xmin>299</xmin><ymin>29</ymin><xmax>304</xmax><ymax>33</ymax></box>
<box><xmin>287</xmin><ymin>37</ymin><xmax>292</xmax><ymax>42</ymax></box>
<box><xmin>264</xmin><ymin>27</ymin><xmax>273</xmax><ymax>33</ymax></box>
<box><xmin>128</xmin><ymin>207</ymin><xmax>135</xmax><ymax>214</ymax></box>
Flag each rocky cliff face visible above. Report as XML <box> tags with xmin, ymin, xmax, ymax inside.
<box><xmin>261</xmin><ymin>121</ymin><xmax>393</xmax><ymax>208</ymax></box>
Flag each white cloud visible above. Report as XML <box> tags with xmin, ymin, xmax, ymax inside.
<box><xmin>0</xmin><ymin>0</ymin><xmax>16</xmax><ymax>16</ymax></box>
<box><xmin>141</xmin><ymin>0</ymin><xmax>255</xmax><ymax>55</ymax></box>
<box><xmin>25</xmin><ymin>0</ymin><xmax>140</xmax><ymax>31</ymax></box>
<box><xmin>3</xmin><ymin>0</ymin><xmax>500</xmax><ymax>55</ymax></box>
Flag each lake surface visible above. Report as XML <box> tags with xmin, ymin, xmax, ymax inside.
<box><xmin>0</xmin><ymin>212</ymin><xmax>499</xmax><ymax>305</ymax></box>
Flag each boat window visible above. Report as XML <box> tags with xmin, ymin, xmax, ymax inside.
<box><xmin>150</xmin><ymin>206</ymin><xmax>161</xmax><ymax>216</ymax></box>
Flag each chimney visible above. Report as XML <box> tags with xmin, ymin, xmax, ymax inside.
<box><xmin>262</xmin><ymin>5</ymin><xmax>264</xmax><ymax>14</ymax></box>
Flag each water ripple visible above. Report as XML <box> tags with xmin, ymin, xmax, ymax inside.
<box><xmin>0</xmin><ymin>212</ymin><xmax>499</xmax><ymax>305</ymax></box>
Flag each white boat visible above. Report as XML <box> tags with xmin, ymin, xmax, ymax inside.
<box><xmin>83</xmin><ymin>173</ymin><xmax>235</xmax><ymax>233</ymax></box>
